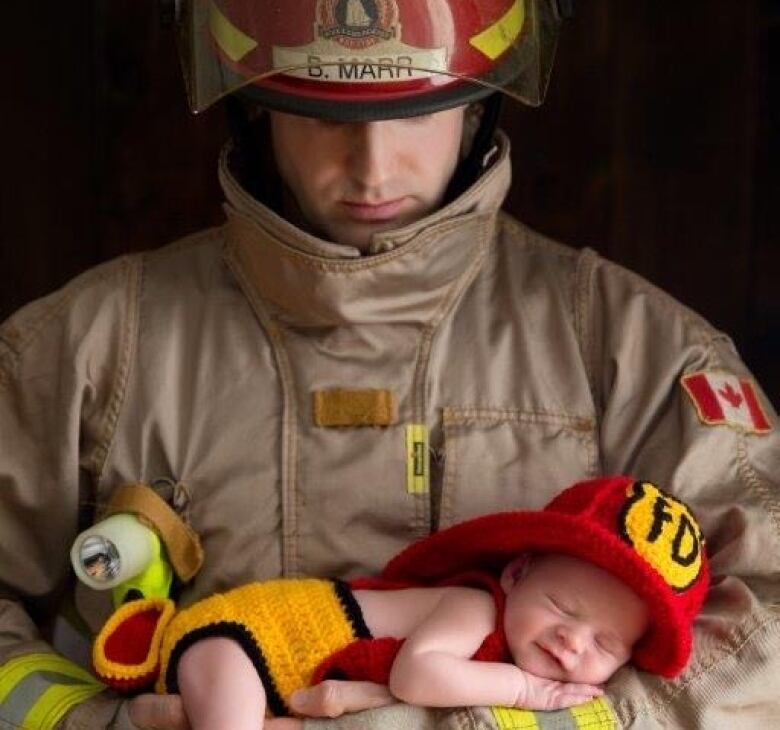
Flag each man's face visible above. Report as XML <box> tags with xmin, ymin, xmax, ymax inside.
<box><xmin>502</xmin><ymin>554</ymin><xmax>650</xmax><ymax>685</ymax></box>
<box><xmin>269</xmin><ymin>107</ymin><xmax>466</xmax><ymax>250</ymax></box>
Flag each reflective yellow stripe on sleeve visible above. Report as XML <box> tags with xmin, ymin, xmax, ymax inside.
<box><xmin>0</xmin><ymin>653</ymin><xmax>105</xmax><ymax>730</ymax></box>
<box><xmin>491</xmin><ymin>698</ymin><xmax>617</xmax><ymax>730</ymax></box>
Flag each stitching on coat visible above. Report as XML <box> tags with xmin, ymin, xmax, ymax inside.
<box><xmin>430</xmin><ymin>218</ymin><xmax>493</xmax><ymax>329</ymax></box>
<box><xmin>440</xmin><ymin>416</ymin><xmax>460</xmax><ymax>528</ymax></box>
<box><xmin>0</xmin><ymin>356</ymin><xmax>12</xmax><ymax>389</ymax></box>
<box><xmin>574</xmin><ymin>248</ymin><xmax>600</xmax><ymax>420</ymax></box>
<box><xmin>88</xmin><ymin>257</ymin><xmax>143</xmax><ymax>480</ymax></box>
<box><xmin>736</xmin><ymin>434</ymin><xmax>780</xmax><ymax>541</ymax></box>
<box><xmin>0</xmin><ymin>258</ymin><xmax>132</xmax><ymax>361</ymax></box>
<box><xmin>279</xmin><ymin>332</ymin><xmax>301</xmax><ymax>576</ymax></box>
<box><xmin>702</xmin><ymin>336</ymin><xmax>780</xmax><ymax>537</ymax></box>
<box><xmin>229</xmin><ymin>207</ymin><xmax>495</xmax><ymax>274</ymax></box>
<box><xmin>224</xmin><ymin>253</ymin><xmax>300</xmax><ymax>576</ymax></box>
<box><xmin>583</xmin><ymin>427</ymin><xmax>599</xmax><ymax>478</ymax></box>
<box><xmin>443</xmin><ymin>407</ymin><xmax>594</xmax><ymax>430</ymax></box>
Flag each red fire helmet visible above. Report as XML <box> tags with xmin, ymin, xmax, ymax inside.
<box><xmin>175</xmin><ymin>0</ymin><xmax>568</xmax><ymax>118</ymax></box>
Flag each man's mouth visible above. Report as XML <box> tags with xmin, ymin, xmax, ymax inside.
<box><xmin>341</xmin><ymin>198</ymin><xmax>408</xmax><ymax>222</ymax></box>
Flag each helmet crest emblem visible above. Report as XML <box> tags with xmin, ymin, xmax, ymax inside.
<box><xmin>316</xmin><ymin>0</ymin><xmax>400</xmax><ymax>50</ymax></box>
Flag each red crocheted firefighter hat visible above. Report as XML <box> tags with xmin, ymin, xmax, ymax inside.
<box><xmin>382</xmin><ymin>476</ymin><xmax>710</xmax><ymax>678</ymax></box>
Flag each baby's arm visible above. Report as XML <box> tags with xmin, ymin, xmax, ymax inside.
<box><xmin>388</xmin><ymin>588</ymin><xmax>601</xmax><ymax>711</ymax></box>
<box><xmin>177</xmin><ymin>636</ymin><xmax>267</xmax><ymax>730</ymax></box>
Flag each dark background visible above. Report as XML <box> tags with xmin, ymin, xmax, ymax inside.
<box><xmin>2</xmin><ymin>2</ymin><xmax>778</xmax><ymax>407</ymax></box>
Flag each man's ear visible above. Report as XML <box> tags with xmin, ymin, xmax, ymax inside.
<box><xmin>500</xmin><ymin>554</ymin><xmax>532</xmax><ymax>594</ymax></box>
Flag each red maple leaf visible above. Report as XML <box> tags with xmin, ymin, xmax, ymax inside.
<box><xmin>718</xmin><ymin>383</ymin><xmax>743</xmax><ymax>408</ymax></box>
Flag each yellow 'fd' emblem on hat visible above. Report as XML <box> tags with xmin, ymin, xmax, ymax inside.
<box><xmin>619</xmin><ymin>481</ymin><xmax>703</xmax><ymax>592</ymax></box>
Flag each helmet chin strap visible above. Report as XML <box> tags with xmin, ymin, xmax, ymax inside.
<box><xmin>224</xmin><ymin>95</ymin><xmax>284</xmax><ymax>212</ymax></box>
<box><xmin>444</xmin><ymin>92</ymin><xmax>504</xmax><ymax>204</ymax></box>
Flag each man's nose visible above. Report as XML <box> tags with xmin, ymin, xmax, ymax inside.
<box><xmin>349</xmin><ymin>121</ymin><xmax>397</xmax><ymax>192</ymax></box>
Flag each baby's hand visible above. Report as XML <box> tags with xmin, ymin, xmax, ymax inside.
<box><xmin>516</xmin><ymin>673</ymin><xmax>603</xmax><ymax>711</ymax></box>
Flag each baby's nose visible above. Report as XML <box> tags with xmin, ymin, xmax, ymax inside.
<box><xmin>557</xmin><ymin>623</ymin><xmax>588</xmax><ymax>655</ymax></box>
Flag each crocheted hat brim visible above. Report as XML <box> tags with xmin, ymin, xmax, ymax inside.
<box><xmin>381</xmin><ymin>509</ymin><xmax>700</xmax><ymax>677</ymax></box>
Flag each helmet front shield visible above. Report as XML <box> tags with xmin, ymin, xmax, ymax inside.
<box><xmin>176</xmin><ymin>0</ymin><xmax>564</xmax><ymax>119</ymax></box>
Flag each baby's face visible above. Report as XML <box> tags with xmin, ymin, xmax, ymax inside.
<box><xmin>502</xmin><ymin>553</ymin><xmax>649</xmax><ymax>685</ymax></box>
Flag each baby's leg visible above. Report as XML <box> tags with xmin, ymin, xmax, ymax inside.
<box><xmin>177</xmin><ymin>636</ymin><xmax>266</xmax><ymax>730</ymax></box>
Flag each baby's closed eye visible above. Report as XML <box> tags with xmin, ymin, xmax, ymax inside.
<box><xmin>546</xmin><ymin>594</ymin><xmax>576</xmax><ymax>617</ymax></box>
<box><xmin>595</xmin><ymin>634</ymin><xmax>627</xmax><ymax>658</ymax></box>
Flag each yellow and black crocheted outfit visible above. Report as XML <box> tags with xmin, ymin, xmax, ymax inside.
<box><xmin>156</xmin><ymin>578</ymin><xmax>371</xmax><ymax>717</ymax></box>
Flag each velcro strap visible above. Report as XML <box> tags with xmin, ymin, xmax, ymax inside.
<box><xmin>105</xmin><ymin>483</ymin><xmax>204</xmax><ymax>582</ymax></box>
<box><xmin>313</xmin><ymin>389</ymin><xmax>396</xmax><ymax>427</ymax></box>
<box><xmin>0</xmin><ymin>653</ymin><xmax>104</xmax><ymax>730</ymax></box>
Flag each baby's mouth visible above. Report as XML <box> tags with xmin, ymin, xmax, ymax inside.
<box><xmin>537</xmin><ymin>642</ymin><xmax>564</xmax><ymax>669</ymax></box>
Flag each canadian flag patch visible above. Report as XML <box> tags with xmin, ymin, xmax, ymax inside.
<box><xmin>681</xmin><ymin>371</ymin><xmax>773</xmax><ymax>434</ymax></box>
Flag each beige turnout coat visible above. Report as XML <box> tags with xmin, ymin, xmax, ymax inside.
<box><xmin>1</xmin><ymin>136</ymin><xmax>778</xmax><ymax>729</ymax></box>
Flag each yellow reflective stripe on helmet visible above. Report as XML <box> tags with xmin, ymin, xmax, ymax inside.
<box><xmin>470</xmin><ymin>0</ymin><xmax>526</xmax><ymax>61</ymax></box>
<box><xmin>491</xmin><ymin>698</ymin><xmax>617</xmax><ymax>730</ymax></box>
<box><xmin>0</xmin><ymin>654</ymin><xmax>104</xmax><ymax>730</ymax></box>
<box><xmin>209</xmin><ymin>1</ymin><xmax>258</xmax><ymax>63</ymax></box>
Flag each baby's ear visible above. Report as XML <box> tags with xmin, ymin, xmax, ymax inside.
<box><xmin>500</xmin><ymin>554</ymin><xmax>532</xmax><ymax>594</ymax></box>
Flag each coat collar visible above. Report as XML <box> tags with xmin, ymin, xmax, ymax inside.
<box><xmin>221</xmin><ymin>133</ymin><xmax>512</xmax><ymax>327</ymax></box>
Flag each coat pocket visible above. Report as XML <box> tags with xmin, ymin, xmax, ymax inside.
<box><xmin>439</xmin><ymin>407</ymin><xmax>598</xmax><ymax>528</ymax></box>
